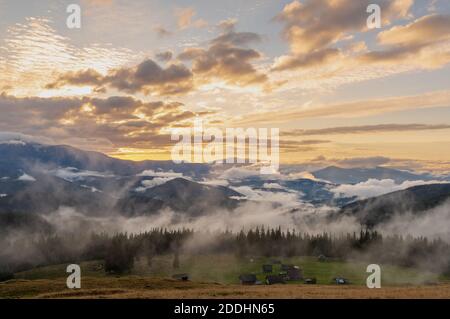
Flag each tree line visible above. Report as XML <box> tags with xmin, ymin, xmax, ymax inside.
<box><xmin>1</xmin><ymin>228</ymin><xmax>450</xmax><ymax>276</ymax></box>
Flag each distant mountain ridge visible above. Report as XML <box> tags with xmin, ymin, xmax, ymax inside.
<box><xmin>1</xmin><ymin>141</ymin><xmax>449</xmax><ymax>230</ymax></box>
<box><xmin>0</xmin><ymin>142</ymin><xmax>243</xmax><ymax>218</ymax></box>
<box><xmin>227</xmin><ymin>175</ymin><xmax>355</xmax><ymax>206</ymax></box>
<box><xmin>0</xmin><ymin>142</ymin><xmax>210</xmax><ymax>178</ymax></box>
<box><xmin>313</xmin><ymin>166</ymin><xmax>437</xmax><ymax>184</ymax></box>
<box><xmin>338</xmin><ymin>183</ymin><xmax>450</xmax><ymax>226</ymax></box>
<box><xmin>117</xmin><ymin>177</ymin><xmax>243</xmax><ymax>217</ymax></box>
<box><xmin>0</xmin><ymin>174</ymin><xmax>244</xmax><ymax>217</ymax></box>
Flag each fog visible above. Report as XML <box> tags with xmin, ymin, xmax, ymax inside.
<box><xmin>1</xmin><ymin>165</ymin><xmax>450</xmax><ymax>276</ymax></box>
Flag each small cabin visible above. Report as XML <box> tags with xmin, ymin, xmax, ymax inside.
<box><xmin>304</xmin><ymin>277</ymin><xmax>317</xmax><ymax>284</ymax></box>
<box><xmin>262</xmin><ymin>264</ymin><xmax>273</xmax><ymax>273</ymax></box>
<box><xmin>287</xmin><ymin>266</ymin><xmax>303</xmax><ymax>281</ymax></box>
<box><xmin>266</xmin><ymin>275</ymin><xmax>285</xmax><ymax>285</ymax></box>
<box><xmin>239</xmin><ymin>274</ymin><xmax>257</xmax><ymax>285</ymax></box>
<box><xmin>281</xmin><ymin>264</ymin><xmax>294</xmax><ymax>271</ymax></box>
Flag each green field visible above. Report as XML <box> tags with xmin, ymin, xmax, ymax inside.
<box><xmin>2</xmin><ymin>254</ymin><xmax>449</xmax><ymax>299</ymax></box>
<box><xmin>13</xmin><ymin>254</ymin><xmax>445</xmax><ymax>286</ymax></box>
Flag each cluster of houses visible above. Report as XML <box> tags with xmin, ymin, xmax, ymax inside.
<box><xmin>170</xmin><ymin>256</ymin><xmax>350</xmax><ymax>286</ymax></box>
<box><xmin>238</xmin><ymin>259</ymin><xmax>350</xmax><ymax>286</ymax></box>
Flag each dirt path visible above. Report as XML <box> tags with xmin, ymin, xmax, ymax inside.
<box><xmin>2</xmin><ymin>277</ymin><xmax>449</xmax><ymax>299</ymax></box>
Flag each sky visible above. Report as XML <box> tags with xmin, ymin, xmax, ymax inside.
<box><xmin>1</xmin><ymin>0</ymin><xmax>450</xmax><ymax>172</ymax></box>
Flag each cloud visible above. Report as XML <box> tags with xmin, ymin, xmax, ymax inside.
<box><xmin>199</xmin><ymin>179</ymin><xmax>230</xmax><ymax>187</ymax></box>
<box><xmin>211</xmin><ymin>31</ymin><xmax>262</xmax><ymax>47</ymax></box>
<box><xmin>285</xmin><ymin>171</ymin><xmax>319</xmax><ymax>181</ymax></box>
<box><xmin>276</xmin><ymin>0</ymin><xmax>412</xmax><ymax>54</ymax></box>
<box><xmin>178</xmin><ymin>45</ymin><xmax>266</xmax><ymax>86</ymax></box>
<box><xmin>378</xmin><ymin>14</ymin><xmax>450</xmax><ymax>47</ymax></box>
<box><xmin>332</xmin><ymin>178</ymin><xmax>449</xmax><ymax>199</ymax></box>
<box><xmin>269</xmin><ymin>2</ymin><xmax>450</xmax><ymax>92</ymax></box>
<box><xmin>135</xmin><ymin>177</ymin><xmax>177</xmax><ymax>192</ymax></box>
<box><xmin>0</xmin><ymin>17</ymin><xmax>142</xmax><ymax>96</ymax></box>
<box><xmin>219</xmin><ymin>167</ymin><xmax>262</xmax><ymax>180</ymax></box>
<box><xmin>138</xmin><ymin>170</ymin><xmax>183</xmax><ymax>178</ymax></box>
<box><xmin>175</xmin><ymin>7</ymin><xmax>208</xmax><ymax>30</ymax></box>
<box><xmin>154</xmin><ymin>26</ymin><xmax>173</xmax><ymax>38</ymax></box>
<box><xmin>272</xmin><ymin>48</ymin><xmax>340</xmax><ymax>71</ymax></box>
<box><xmin>217</xmin><ymin>165</ymin><xmax>320</xmax><ymax>182</ymax></box>
<box><xmin>217</xmin><ymin>18</ymin><xmax>238</xmax><ymax>34</ymax></box>
<box><xmin>0</xmin><ymin>94</ymin><xmax>199</xmax><ymax>152</ymax></box>
<box><xmin>155</xmin><ymin>51</ymin><xmax>173</xmax><ymax>62</ymax></box>
<box><xmin>262</xmin><ymin>182</ymin><xmax>285</xmax><ymax>189</ymax></box>
<box><xmin>272</xmin><ymin>0</ymin><xmax>413</xmax><ymax>71</ymax></box>
<box><xmin>52</xmin><ymin>167</ymin><xmax>113</xmax><ymax>182</ymax></box>
<box><xmin>236</xmin><ymin>90</ymin><xmax>450</xmax><ymax>124</ymax></box>
<box><xmin>178</xmin><ymin>27</ymin><xmax>267</xmax><ymax>87</ymax></box>
<box><xmin>359</xmin><ymin>14</ymin><xmax>450</xmax><ymax>67</ymax></box>
<box><xmin>378</xmin><ymin>200</ymin><xmax>450</xmax><ymax>241</ymax></box>
<box><xmin>283</xmin><ymin>156</ymin><xmax>450</xmax><ymax>175</ymax></box>
<box><xmin>17</xmin><ymin>173</ymin><xmax>36</xmax><ymax>182</ymax></box>
<box><xmin>336</xmin><ymin>156</ymin><xmax>392</xmax><ymax>168</ymax></box>
<box><xmin>280</xmin><ymin>155</ymin><xmax>393</xmax><ymax>170</ymax></box>
<box><xmin>285</xmin><ymin>139</ymin><xmax>330</xmax><ymax>145</ymax></box>
<box><xmin>44</xmin><ymin>17</ymin><xmax>267</xmax><ymax>94</ymax></box>
<box><xmin>279</xmin><ymin>139</ymin><xmax>330</xmax><ymax>153</ymax></box>
<box><xmin>0</xmin><ymin>132</ymin><xmax>55</xmax><ymax>145</ymax></box>
<box><xmin>47</xmin><ymin>59</ymin><xmax>194</xmax><ymax>96</ymax></box>
<box><xmin>35</xmin><ymin>198</ymin><xmax>349</xmax><ymax>236</ymax></box>
<box><xmin>48</xmin><ymin>69</ymin><xmax>105</xmax><ymax>89</ymax></box>
<box><xmin>49</xmin><ymin>24</ymin><xmax>268</xmax><ymax>94</ymax></box>
<box><xmin>81</xmin><ymin>0</ymin><xmax>113</xmax><ymax>6</ymax></box>
<box><xmin>283</xmin><ymin>124</ymin><xmax>450</xmax><ymax>136</ymax></box>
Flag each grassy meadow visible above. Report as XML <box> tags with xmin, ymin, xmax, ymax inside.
<box><xmin>1</xmin><ymin>254</ymin><xmax>449</xmax><ymax>298</ymax></box>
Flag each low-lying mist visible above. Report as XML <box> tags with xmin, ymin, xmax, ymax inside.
<box><xmin>1</xmin><ymin>198</ymin><xmax>450</xmax><ymax>276</ymax></box>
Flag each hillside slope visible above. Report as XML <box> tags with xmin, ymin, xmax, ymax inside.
<box><xmin>338</xmin><ymin>183</ymin><xmax>450</xmax><ymax>226</ymax></box>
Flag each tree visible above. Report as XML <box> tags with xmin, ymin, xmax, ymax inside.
<box><xmin>104</xmin><ymin>234</ymin><xmax>135</xmax><ymax>274</ymax></box>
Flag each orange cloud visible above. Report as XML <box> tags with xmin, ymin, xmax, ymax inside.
<box><xmin>47</xmin><ymin>59</ymin><xmax>194</xmax><ymax>96</ymax></box>
<box><xmin>175</xmin><ymin>7</ymin><xmax>208</xmax><ymax>30</ymax></box>
<box><xmin>178</xmin><ymin>29</ymin><xmax>267</xmax><ymax>86</ymax></box>
<box><xmin>378</xmin><ymin>14</ymin><xmax>450</xmax><ymax>47</ymax></box>
<box><xmin>356</xmin><ymin>14</ymin><xmax>450</xmax><ymax>69</ymax></box>
<box><xmin>272</xmin><ymin>0</ymin><xmax>413</xmax><ymax>71</ymax></box>
<box><xmin>235</xmin><ymin>90</ymin><xmax>450</xmax><ymax>125</ymax></box>
<box><xmin>0</xmin><ymin>94</ymin><xmax>205</xmax><ymax>152</ymax></box>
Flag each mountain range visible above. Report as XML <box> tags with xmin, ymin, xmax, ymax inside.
<box><xmin>0</xmin><ymin>142</ymin><xmax>210</xmax><ymax>179</ymax></box>
<box><xmin>0</xmin><ymin>140</ymin><xmax>449</xmax><ymax>229</ymax></box>
<box><xmin>312</xmin><ymin>166</ymin><xmax>437</xmax><ymax>184</ymax></box>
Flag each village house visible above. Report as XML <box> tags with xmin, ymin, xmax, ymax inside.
<box><xmin>266</xmin><ymin>275</ymin><xmax>285</xmax><ymax>285</ymax></box>
<box><xmin>239</xmin><ymin>274</ymin><xmax>257</xmax><ymax>285</ymax></box>
<box><xmin>287</xmin><ymin>266</ymin><xmax>303</xmax><ymax>281</ymax></box>
<box><xmin>262</xmin><ymin>264</ymin><xmax>273</xmax><ymax>273</ymax></box>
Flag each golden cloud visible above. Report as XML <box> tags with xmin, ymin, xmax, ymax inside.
<box><xmin>272</xmin><ymin>0</ymin><xmax>413</xmax><ymax>71</ymax></box>
<box><xmin>283</xmin><ymin>124</ymin><xmax>450</xmax><ymax>136</ymax></box>
<box><xmin>0</xmin><ymin>94</ymin><xmax>204</xmax><ymax>151</ymax></box>
<box><xmin>235</xmin><ymin>90</ymin><xmax>450</xmax><ymax>125</ymax></box>
<box><xmin>47</xmin><ymin>59</ymin><xmax>194</xmax><ymax>96</ymax></box>
<box><xmin>358</xmin><ymin>14</ymin><xmax>450</xmax><ymax>67</ymax></box>
<box><xmin>175</xmin><ymin>7</ymin><xmax>208</xmax><ymax>30</ymax></box>
<box><xmin>178</xmin><ymin>29</ymin><xmax>267</xmax><ymax>86</ymax></box>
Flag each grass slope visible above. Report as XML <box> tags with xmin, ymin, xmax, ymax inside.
<box><xmin>2</xmin><ymin>254</ymin><xmax>449</xmax><ymax>299</ymax></box>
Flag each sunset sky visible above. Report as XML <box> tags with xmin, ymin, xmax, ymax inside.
<box><xmin>1</xmin><ymin>0</ymin><xmax>450</xmax><ymax>172</ymax></box>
